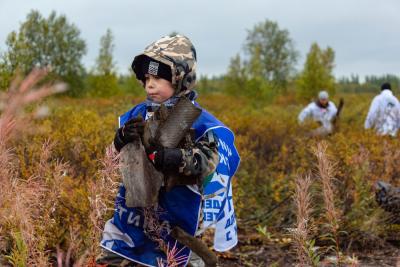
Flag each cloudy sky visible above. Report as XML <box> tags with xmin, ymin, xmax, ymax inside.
<box><xmin>0</xmin><ymin>0</ymin><xmax>399</xmax><ymax>79</ymax></box>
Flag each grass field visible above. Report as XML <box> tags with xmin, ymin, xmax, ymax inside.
<box><xmin>2</xmin><ymin>82</ymin><xmax>400</xmax><ymax>266</ymax></box>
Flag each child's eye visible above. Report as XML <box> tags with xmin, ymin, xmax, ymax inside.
<box><xmin>144</xmin><ymin>74</ymin><xmax>160</xmax><ymax>80</ymax></box>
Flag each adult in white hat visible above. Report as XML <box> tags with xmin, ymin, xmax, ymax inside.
<box><xmin>298</xmin><ymin>90</ymin><xmax>338</xmax><ymax>135</ymax></box>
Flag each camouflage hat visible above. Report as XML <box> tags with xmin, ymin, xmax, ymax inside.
<box><xmin>132</xmin><ymin>35</ymin><xmax>197</xmax><ymax>93</ymax></box>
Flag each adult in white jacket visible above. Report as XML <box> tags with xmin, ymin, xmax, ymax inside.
<box><xmin>298</xmin><ymin>91</ymin><xmax>338</xmax><ymax>135</ymax></box>
<box><xmin>365</xmin><ymin>82</ymin><xmax>400</xmax><ymax>136</ymax></box>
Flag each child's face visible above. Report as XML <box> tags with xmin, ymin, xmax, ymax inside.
<box><xmin>144</xmin><ymin>74</ymin><xmax>175</xmax><ymax>103</ymax></box>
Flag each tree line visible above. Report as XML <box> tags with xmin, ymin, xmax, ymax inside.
<box><xmin>0</xmin><ymin>10</ymin><xmax>397</xmax><ymax>100</ymax></box>
<box><xmin>0</xmin><ymin>10</ymin><xmax>144</xmax><ymax>97</ymax></box>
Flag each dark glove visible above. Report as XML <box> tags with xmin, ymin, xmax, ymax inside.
<box><xmin>114</xmin><ymin>117</ymin><xmax>145</xmax><ymax>152</ymax></box>
<box><xmin>148</xmin><ymin>147</ymin><xmax>183</xmax><ymax>172</ymax></box>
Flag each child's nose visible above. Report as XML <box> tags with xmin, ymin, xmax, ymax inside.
<box><xmin>146</xmin><ymin>78</ymin><xmax>155</xmax><ymax>89</ymax></box>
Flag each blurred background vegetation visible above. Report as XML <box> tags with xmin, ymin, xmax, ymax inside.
<box><xmin>1</xmin><ymin>10</ymin><xmax>399</xmax><ymax>100</ymax></box>
<box><xmin>1</xmin><ymin>9</ymin><xmax>400</xmax><ymax>266</ymax></box>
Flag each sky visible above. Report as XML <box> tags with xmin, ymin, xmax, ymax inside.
<box><xmin>0</xmin><ymin>0</ymin><xmax>399</xmax><ymax>80</ymax></box>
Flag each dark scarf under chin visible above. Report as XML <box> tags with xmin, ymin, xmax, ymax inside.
<box><xmin>145</xmin><ymin>90</ymin><xmax>198</xmax><ymax>111</ymax></box>
<box><xmin>315</xmin><ymin>100</ymin><xmax>329</xmax><ymax>109</ymax></box>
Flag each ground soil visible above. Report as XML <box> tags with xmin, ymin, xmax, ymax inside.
<box><xmin>203</xmin><ymin>227</ymin><xmax>400</xmax><ymax>267</ymax></box>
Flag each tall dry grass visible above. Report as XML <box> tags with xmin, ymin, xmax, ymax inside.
<box><xmin>86</xmin><ymin>145</ymin><xmax>120</xmax><ymax>265</ymax></box>
<box><xmin>156</xmin><ymin>241</ymin><xmax>188</xmax><ymax>267</ymax></box>
<box><xmin>313</xmin><ymin>141</ymin><xmax>342</xmax><ymax>264</ymax></box>
<box><xmin>0</xmin><ymin>69</ymin><xmax>120</xmax><ymax>266</ymax></box>
<box><xmin>290</xmin><ymin>174</ymin><xmax>314</xmax><ymax>266</ymax></box>
<box><xmin>0</xmin><ymin>69</ymin><xmax>67</xmax><ymax>265</ymax></box>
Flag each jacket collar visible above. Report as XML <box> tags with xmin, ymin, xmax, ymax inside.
<box><xmin>381</xmin><ymin>89</ymin><xmax>393</xmax><ymax>96</ymax></box>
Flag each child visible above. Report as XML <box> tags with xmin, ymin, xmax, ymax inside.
<box><xmin>97</xmin><ymin>35</ymin><xmax>240</xmax><ymax>266</ymax></box>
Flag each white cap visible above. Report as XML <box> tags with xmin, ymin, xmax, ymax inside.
<box><xmin>318</xmin><ymin>91</ymin><xmax>329</xmax><ymax>100</ymax></box>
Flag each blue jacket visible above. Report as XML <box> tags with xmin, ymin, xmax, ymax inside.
<box><xmin>101</xmin><ymin>101</ymin><xmax>240</xmax><ymax>266</ymax></box>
